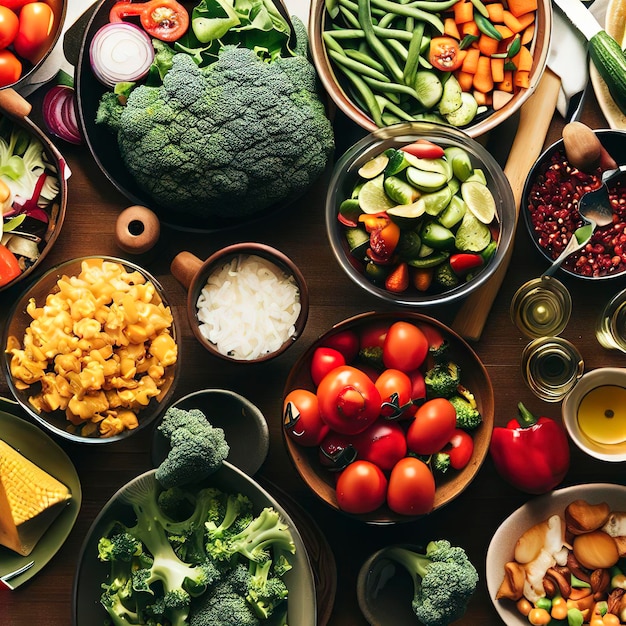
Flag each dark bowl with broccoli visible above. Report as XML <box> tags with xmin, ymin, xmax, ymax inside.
<box><xmin>282</xmin><ymin>311</ymin><xmax>495</xmax><ymax>525</ymax></box>
<box><xmin>72</xmin><ymin>463</ymin><xmax>317</xmax><ymax>625</ymax></box>
<box><xmin>325</xmin><ymin>121</ymin><xmax>516</xmax><ymax>307</ymax></box>
<box><xmin>75</xmin><ymin>0</ymin><xmax>335</xmax><ymax>232</ymax></box>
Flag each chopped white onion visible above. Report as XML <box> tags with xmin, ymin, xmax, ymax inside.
<box><xmin>196</xmin><ymin>254</ymin><xmax>301</xmax><ymax>360</ymax></box>
<box><xmin>90</xmin><ymin>23</ymin><xmax>155</xmax><ymax>88</ymax></box>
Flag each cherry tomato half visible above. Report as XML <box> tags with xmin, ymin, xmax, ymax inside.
<box><xmin>0</xmin><ymin>6</ymin><xmax>18</xmax><ymax>50</ymax></box>
<box><xmin>13</xmin><ymin>2</ymin><xmax>54</xmax><ymax>64</ymax></box>
<box><xmin>400</xmin><ymin>139</ymin><xmax>445</xmax><ymax>159</ymax></box>
<box><xmin>406</xmin><ymin>397</ymin><xmax>457</xmax><ymax>455</ymax></box>
<box><xmin>382</xmin><ymin>321</ymin><xmax>428</xmax><ymax>373</ymax></box>
<box><xmin>310</xmin><ymin>346</ymin><xmax>345</xmax><ymax>387</ymax></box>
<box><xmin>387</xmin><ymin>456</ymin><xmax>435</xmax><ymax>516</ymax></box>
<box><xmin>336</xmin><ymin>460</ymin><xmax>387</xmax><ymax>514</ymax></box>
<box><xmin>375</xmin><ymin>368</ymin><xmax>413</xmax><ymax>418</ymax></box>
<box><xmin>140</xmin><ymin>0</ymin><xmax>189</xmax><ymax>42</ymax></box>
<box><xmin>0</xmin><ymin>48</ymin><xmax>20</xmax><ymax>87</ymax></box>
<box><xmin>443</xmin><ymin>429</ymin><xmax>474</xmax><ymax>470</ymax></box>
<box><xmin>283</xmin><ymin>389</ymin><xmax>328</xmax><ymax>447</ymax></box>
<box><xmin>429</xmin><ymin>36</ymin><xmax>463</xmax><ymax>72</ymax></box>
<box><xmin>352</xmin><ymin>418</ymin><xmax>407</xmax><ymax>472</ymax></box>
<box><xmin>317</xmin><ymin>365</ymin><xmax>381</xmax><ymax>435</ymax></box>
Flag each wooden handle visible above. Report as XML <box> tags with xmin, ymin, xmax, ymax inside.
<box><xmin>451</xmin><ymin>69</ymin><xmax>562</xmax><ymax>342</ymax></box>
<box><xmin>0</xmin><ymin>88</ymin><xmax>31</xmax><ymax>119</ymax></box>
<box><xmin>170</xmin><ymin>250</ymin><xmax>203</xmax><ymax>290</ymax></box>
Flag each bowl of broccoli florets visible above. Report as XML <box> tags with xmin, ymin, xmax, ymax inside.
<box><xmin>75</xmin><ymin>0</ymin><xmax>335</xmax><ymax>232</ymax></box>
<box><xmin>72</xmin><ymin>462</ymin><xmax>318</xmax><ymax>625</ymax></box>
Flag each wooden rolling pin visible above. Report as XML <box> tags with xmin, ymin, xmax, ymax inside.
<box><xmin>451</xmin><ymin>68</ymin><xmax>562</xmax><ymax>341</ymax></box>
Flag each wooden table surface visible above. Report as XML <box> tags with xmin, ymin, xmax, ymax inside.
<box><xmin>2</xmin><ymin>86</ymin><xmax>626</xmax><ymax>626</ymax></box>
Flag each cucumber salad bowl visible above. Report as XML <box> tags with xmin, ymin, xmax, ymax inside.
<box><xmin>326</xmin><ymin>121</ymin><xmax>516</xmax><ymax>307</ymax></box>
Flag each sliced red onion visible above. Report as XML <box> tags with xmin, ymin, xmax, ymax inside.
<box><xmin>90</xmin><ymin>22</ymin><xmax>155</xmax><ymax>88</ymax></box>
<box><xmin>42</xmin><ymin>85</ymin><xmax>83</xmax><ymax>145</ymax></box>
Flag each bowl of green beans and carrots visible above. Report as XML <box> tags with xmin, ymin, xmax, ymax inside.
<box><xmin>309</xmin><ymin>0</ymin><xmax>552</xmax><ymax>137</ymax></box>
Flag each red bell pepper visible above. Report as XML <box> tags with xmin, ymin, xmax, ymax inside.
<box><xmin>449</xmin><ymin>252</ymin><xmax>483</xmax><ymax>276</ymax></box>
<box><xmin>0</xmin><ymin>243</ymin><xmax>21</xmax><ymax>287</ymax></box>
<box><xmin>489</xmin><ymin>402</ymin><xmax>570</xmax><ymax>495</ymax></box>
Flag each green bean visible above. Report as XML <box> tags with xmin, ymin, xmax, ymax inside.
<box><xmin>405</xmin><ymin>0</ymin><xmax>459</xmax><ymax>10</ymax></box>
<box><xmin>376</xmin><ymin>97</ymin><xmax>422</xmax><ymax>122</ymax></box>
<box><xmin>358</xmin><ymin>0</ymin><xmax>405</xmax><ymax>83</ymax></box>
<box><xmin>344</xmin><ymin>49</ymin><xmax>387</xmax><ymax>73</ymax></box>
<box><xmin>369</xmin><ymin>0</ymin><xmax>445</xmax><ymax>32</ymax></box>
<box><xmin>325</xmin><ymin>0</ymin><xmax>341</xmax><ymax>19</ymax></box>
<box><xmin>469</xmin><ymin>0</ymin><xmax>490</xmax><ymax>17</ymax></box>
<box><xmin>362</xmin><ymin>75</ymin><xmax>420</xmax><ymax>99</ymax></box>
<box><xmin>339</xmin><ymin>0</ymin><xmax>385</xmax><ymax>17</ymax></box>
<box><xmin>403</xmin><ymin>21</ymin><xmax>425</xmax><ymax>84</ymax></box>
<box><xmin>385</xmin><ymin>38</ymin><xmax>409</xmax><ymax>62</ymax></box>
<box><xmin>327</xmin><ymin>26</ymin><xmax>414</xmax><ymax>41</ymax></box>
<box><xmin>329</xmin><ymin>51</ymin><xmax>392</xmax><ymax>82</ymax></box>
<box><xmin>475</xmin><ymin>12</ymin><xmax>502</xmax><ymax>40</ymax></box>
<box><xmin>338</xmin><ymin>4</ymin><xmax>362</xmax><ymax>28</ymax></box>
<box><xmin>340</xmin><ymin>65</ymin><xmax>384</xmax><ymax>125</ymax></box>
<box><xmin>378</xmin><ymin>12</ymin><xmax>396</xmax><ymax>28</ymax></box>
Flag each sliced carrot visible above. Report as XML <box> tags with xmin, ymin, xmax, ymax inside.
<box><xmin>477</xmin><ymin>33</ymin><xmax>499</xmax><ymax>56</ymax></box>
<box><xmin>502</xmin><ymin>9</ymin><xmax>535</xmax><ymax>33</ymax></box>
<box><xmin>473</xmin><ymin>89</ymin><xmax>492</xmax><ymax>106</ymax></box>
<box><xmin>497</xmin><ymin>70</ymin><xmax>514</xmax><ymax>92</ymax></box>
<box><xmin>453</xmin><ymin>0</ymin><xmax>474</xmax><ymax>24</ymax></box>
<box><xmin>494</xmin><ymin>24</ymin><xmax>514</xmax><ymax>40</ymax></box>
<box><xmin>512</xmin><ymin>45</ymin><xmax>533</xmax><ymax>72</ymax></box>
<box><xmin>515</xmin><ymin>11</ymin><xmax>536</xmax><ymax>30</ymax></box>
<box><xmin>506</xmin><ymin>0</ymin><xmax>537</xmax><ymax>18</ymax></box>
<box><xmin>473</xmin><ymin>55</ymin><xmax>494</xmax><ymax>93</ymax></box>
<box><xmin>521</xmin><ymin>21</ymin><xmax>535</xmax><ymax>45</ymax></box>
<box><xmin>444</xmin><ymin>16</ymin><xmax>461</xmax><ymax>40</ymax></box>
<box><xmin>491</xmin><ymin>56</ymin><xmax>505</xmax><ymax>83</ymax></box>
<box><xmin>514</xmin><ymin>69</ymin><xmax>530</xmax><ymax>89</ymax></box>
<box><xmin>455</xmin><ymin>69</ymin><xmax>475</xmax><ymax>91</ymax></box>
<box><xmin>486</xmin><ymin>2</ymin><xmax>504</xmax><ymax>22</ymax></box>
<box><xmin>461</xmin><ymin>47</ymin><xmax>480</xmax><ymax>74</ymax></box>
<box><xmin>412</xmin><ymin>267</ymin><xmax>434</xmax><ymax>292</ymax></box>
<box><xmin>461</xmin><ymin>20</ymin><xmax>480</xmax><ymax>37</ymax></box>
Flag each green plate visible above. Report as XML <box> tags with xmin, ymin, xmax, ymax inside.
<box><xmin>0</xmin><ymin>402</ymin><xmax>82</xmax><ymax>589</ymax></box>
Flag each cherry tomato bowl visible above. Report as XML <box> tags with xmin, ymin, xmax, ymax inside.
<box><xmin>309</xmin><ymin>0</ymin><xmax>551</xmax><ymax>138</ymax></box>
<box><xmin>326</xmin><ymin>121</ymin><xmax>516</xmax><ymax>307</ymax></box>
<box><xmin>281</xmin><ymin>311</ymin><xmax>495</xmax><ymax>524</ymax></box>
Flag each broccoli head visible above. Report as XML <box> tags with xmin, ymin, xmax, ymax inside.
<box><xmin>96</xmin><ymin>19</ymin><xmax>334</xmax><ymax>222</ymax></box>
<box><xmin>189</xmin><ymin>579</ymin><xmax>260</xmax><ymax>626</ymax></box>
<box><xmin>424</xmin><ymin>362</ymin><xmax>461</xmax><ymax>399</ymax></box>
<box><xmin>449</xmin><ymin>394</ymin><xmax>482</xmax><ymax>430</ymax></box>
<box><xmin>381</xmin><ymin>540</ymin><xmax>479</xmax><ymax>626</ymax></box>
<box><xmin>156</xmin><ymin>406</ymin><xmax>229</xmax><ymax>489</ymax></box>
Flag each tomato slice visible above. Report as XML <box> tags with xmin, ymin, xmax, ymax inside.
<box><xmin>109</xmin><ymin>1</ymin><xmax>144</xmax><ymax>22</ymax></box>
<box><xmin>140</xmin><ymin>0</ymin><xmax>189</xmax><ymax>42</ymax></box>
<box><xmin>429</xmin><ymin>36</ymin><xmax>462</xmax><ymax>72</ymax></box>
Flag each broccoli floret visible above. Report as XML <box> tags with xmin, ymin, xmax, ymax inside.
<box><xmin>434</xmin><ymin>262</ymin><xmax>461</xmax><ymax>289</ymax></box>
<box><xmin>156</xmin><ymin>406</ymin><xmax>230</xmax><ymax>489</ymax></box>
<box><xmin>358</xmin><ymin>345</ymin><xmax>384</xmax><ymax>370</ymax></box>
<box><xmin>381</xmin><ymin>540</ymin><xmax>479</xmax><ymax>626</ymax></box>
<box><xmin>205</xmin><ymin>491</ymin><xmax>254</xmax><ymax>539</ymax></box>
<box><xmin>206</xmin><ymin>506</ymin><xmax>296</xmax><ymax>565</ymax></box>
<box><xmin>246</xmin><ymin>560</ymin><xmax>289</xmax><ymax>619</ymax></box>
<box><xmin>449</xmin><ymin>395</ymin><xmax>482</xmax><ymax>430</ymax></box>
<box><xmin>424</xmin><ymin>362</ymin><xmax>461</xmax><ymax>399</ymax></box>
<box><xmin>431</xmin><ymin>452</ymin><xmax>451</xmax><ymax>474</ymax></box>
<box><xmin>98</xmin><ymin>530</ymin><xmax>143</xmax><ymax>563</ymax></box>
<box><xmin>96</xmin><ymin>19</ymin><xmax>334</xmax><ymax>222</ymax></box>
<box><xmin>95</xmin><ymin>92</ymin><xmax>126</xmax><ymax>134</ymax></box>
<box><xmin>189</xmin><ymin>579</ymin><xmax>261</xmax><ymax>626</ymax></box>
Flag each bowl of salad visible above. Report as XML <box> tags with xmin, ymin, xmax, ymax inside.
<box><xmin>326</xmin><ymin>121</ymin><xmax>515</xmax><ymax>307</ymax></box>
<box><xmin>282</xmin><ymin>311</ymin><xmax>495</xmax><ymax>524</ymax></box>
<box><xmin>0</xmin><ymin>88</ymin><xmax>68</xmax><ymax>292</ymax></box>
<box><xmin>309</xmin><ymin>0</ymin><xmax>552</xmax><ymax>137</ymax></box>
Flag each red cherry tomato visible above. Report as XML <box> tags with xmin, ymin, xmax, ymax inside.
<box><xmin>283</xmin><ymin>389</ymin><xmax>328</xmax><ymax>447</ymax></box>
<box><xmin>0</xmin><ymin>6</ymin><xmax>18</xmax><ymax>50</ymax></box>
<box><xmin>317</xmin><ymin>365</ymin><xmax>381</xmax><ymax>435</ymax></box>
<box><xmin>418</xmin><ymin>322</ymin><xmax>447</xmax><ymax>355</ymax></box>
<box><xmin>359</xmin><ymin>321</ymin><xmax>389</xmax><ymax>350</ymax></box>
<box><xmin>0</xmin><ymin>241</ymin><xmax>21</xmax><ymax>285</ymax></box>
<box><xmin>428</xmin><ymin>36</ymin><xmax>463</xmax><ymax>71</ymax></box>
<box><xmin>400</xmin><ymin>139</ymin><xmax>445</xmax><ymax>159</ymax></box>
<box><xmin>375</xmin><ymin>368</ymin><xmax>413</xmax><ymax>418</ymax></box>
<box><xmin>0</xmin><ymin>48</ymin><xmax>20</xmax><ymax>86</ymax></box>
<box><xmin>406</xmin><ymin>398</ymin><xmax>457</xmax><ymax>455</ymax></box>
<box><xmin>382</xmin><ymin>321</ymin><xmax>428</xmax><ymax>372</ymax></box>
<box><xmin>310</xmin><ymin>346</ymin><xmax>346</xmax><ymax>387</ymax></box>
<box><xmin>443</xmin><ymin>429</ymin><xmax>474</xmax><ymax>470</ymax></box>
<box><xmin>318</xmin><ymin>431</ymin><xmax>355</xmax><ymax>470</ymax></box>
<box><xmin>140</xmin><ymin>0</ymin><xmax>189</xmax><ymax>42</ymax></box>
<box><xmin>13</xmin><ymin>2</ymin><xmax>54</xmax><ymax>64</ymax></box>
<box><xmin>352</xmin><ymin>419</ymin><xmax>407</xmax><ymax>472</ymax></box>
<box><xmin>336</xmin><ymin>460</ymin><xmax>387</xmax><ymax>514</ymax></box>
<box><xmin>0</xmin><ymin>0</ymin><xmax>30</xmax><ymax>9</ymax></box>
<box><xmin>387</xmin><ymin>457</ymin><xmax>435</xmax><ymax>516</ymax></box>
<box><xmin>321</xmin><ymin>329</ymin><xmax>359</xmax><ymax>363</ymax></box>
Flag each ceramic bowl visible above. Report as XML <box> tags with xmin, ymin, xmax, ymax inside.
<box><xmin>282</xmin><ymin>311</ymin><xmax>495</xmax><ymax>524</ymax></box>
<box><xmin>326</xmin><ymin>121</ymin><xmax>516</xmax><ymax>307</ymax></box>
<box><xmin>171</xmin><ymin>242</ymin><xmax>309</xmax><ymax>364</ymax></box>
<box><xmin>72</xmin><ymin>463</ymin><xmax>317</xmax><ymax>625</ymax></box>
<box><xmin>152</xmin><ymin>388</ymin><xmax>270</xmax><ymax>476</ymax></box>
<box><xmin>0</xmin><ymin>89</ymin><xmax>69</xmax><ymax>293</ymax></box>
<box><xmin>561</xmin><ymin>367</ymin><xmax>626</xmax><ymax>462</ymax></box>
<box><xmin>522</xmin><ymin>128</ymin><xmax>626</xmax><ymax>280</ymax></box>
<box><xmin>2</xmin><ymin>256</ymin><xmax>180</xmax><ymax>443</ymax></box>
<box><xmin>309</xmin><ymin>0</ymin><xmax>552</xmax><ymax>138</ymax></box>
<box><xmin>486</xmin><ymin>483</ymin><xmax>626</xmax><ymax>625</ymax></box>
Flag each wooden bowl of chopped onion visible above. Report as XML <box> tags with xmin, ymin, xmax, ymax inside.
<box><xmin>171</xmin><ymin>242</ymin><xmax>309</xmax><ymax>363</ymax></box>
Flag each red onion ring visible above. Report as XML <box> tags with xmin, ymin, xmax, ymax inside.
<box><xmin>42</xmin><ymin>85</ymin><xmax>83</xmax><ymax>145</ymax></box>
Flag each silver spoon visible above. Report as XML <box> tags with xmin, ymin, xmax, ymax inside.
<box><xmin>542</xmin><ymin>166</ymin><xmax>622</xmax><ymax>277</ymax></box>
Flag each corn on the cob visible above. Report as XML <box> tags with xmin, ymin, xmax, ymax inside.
<box><xmin>0</xmin><ymin>439</ymin><xmax>72</xmax><ymax>555</ymax></box>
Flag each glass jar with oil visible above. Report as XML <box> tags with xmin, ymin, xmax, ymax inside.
<box><xmin>596</xmin><ymin>287</ymin><xmax>626</xmax><ymax>353</ymax></box>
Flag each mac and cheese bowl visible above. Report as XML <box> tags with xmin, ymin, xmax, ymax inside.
<box><xmin>2</xmin><ymin>256</ymin><xmax>180</xmax><ymax>444</ymax></box>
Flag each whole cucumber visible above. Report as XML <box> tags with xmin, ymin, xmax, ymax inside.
<box><xmin>589</xmin><ymin>30</ymin><xmax>626</xmax><ymax>115</ymax></box>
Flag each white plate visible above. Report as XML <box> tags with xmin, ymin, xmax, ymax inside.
<box><xmin>590</xmin><ymin>0</ymin><xmax>626</xmax><ymax>129</ymax></box>
<box><xmin>486</xmin><ymin>483</ymin><xmax>626</xmax><ymax>625</ymax></box>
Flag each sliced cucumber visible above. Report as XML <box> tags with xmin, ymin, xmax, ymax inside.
<box><xmin>406</xmin><ymin>167</ymin><xmax>448</xmax><ymax>192</ymax></box>
<box><xmin>345</xmin><ymin>227</ymin><xmax>370</xmax><ymax>258</ymax></box>
<box><xmin>455</xmin><ymin>211</ymin><xmax>492</xmax><ymax>252</ymax></box>
<box><xmin>421</xmin><ymin>185</ymin><xmax>453</xmax><ymax>216</ymax></box>
<box><xmin>438</xmin><ymin>74</ymin><xmax>463</xmax><ymax>116</ymax></box>
<box><xmin>444</xmin><ymin>146</ymin><xmax>473</xmax><ymax>182</ymax></box>
<box><xmin>444</xmin><ymin>91</ymin><xmax>478</xmax><ymax>127</ymax></box>
<box><xmin>384</xmin><ymin>176</ymin><xmax>420</xmax><ymax>205</ymax></box>
<box><xmin>387</xmin><ymin>199</ymin><xmax>427</xmax><ymax>219</ymax></box>
<box><xmin>414</xmin><ymin>70</ymin><xmax>443</xmax><ymax>109</ymax></box>
<box><xmin>408</xmin><ymin>251</ymin><xmax>450</xmax><ymax>268</ymax></box>
<box><xmin>439</xmin><ymin>195</ymin><xmax>467</xmax><ymax>229</ymax></box>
